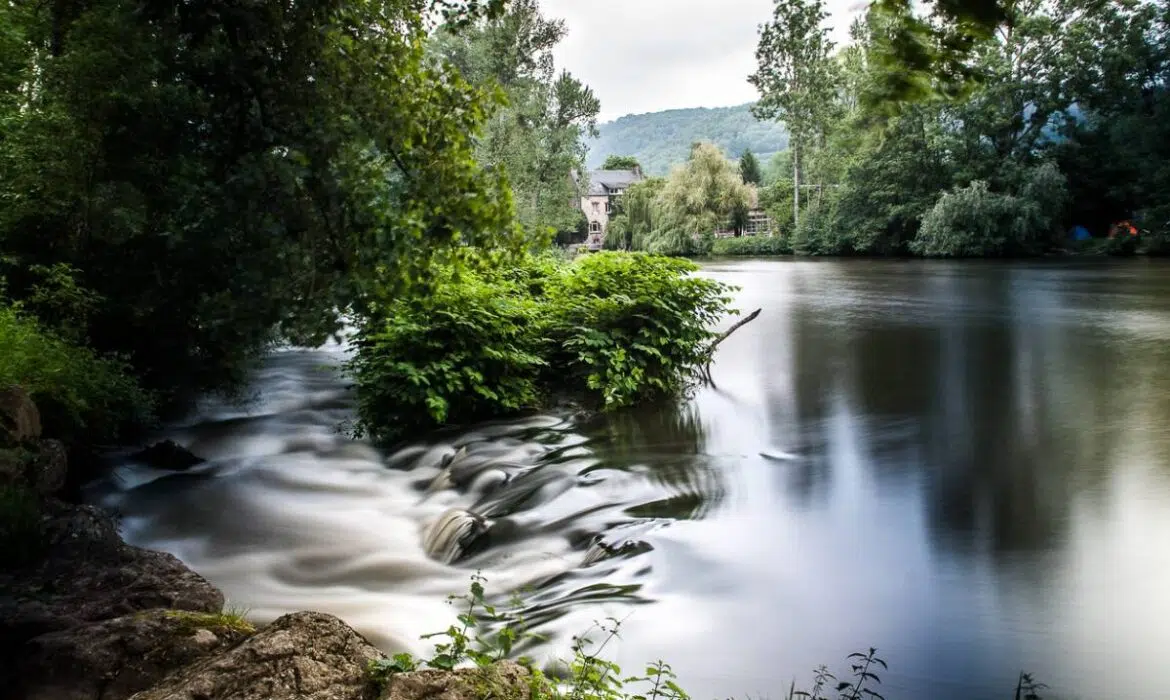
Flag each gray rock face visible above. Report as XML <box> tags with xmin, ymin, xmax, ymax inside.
<box><xmin>15</xmin><ymin>609</ymin><xmax>250</xmax><ymax>700</ymax></box>
<box><xmin>0</xmin><ymin>503</ymin><xmax>224</xmax><ymax>664</ymax></box>
<box><xmin>380</xmin><ymin>662</ymin><xmax>532</xmax><ymax>700</ymax></box>
<box><xmin>129</xmin><ymin>611</ymin><xmax>386</xmax><ymax>700</ymax></box>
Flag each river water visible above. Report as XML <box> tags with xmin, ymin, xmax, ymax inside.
<box><xmin>87</xmin><ymin>259</ymin><xmax>1170</xmax><ymax>700</ymax></box>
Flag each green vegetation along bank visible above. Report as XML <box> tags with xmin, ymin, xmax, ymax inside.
<box><xmin>597</xmin><ymin>0</ymin><xmax>1170</xmax><ymax>259</ymax></box>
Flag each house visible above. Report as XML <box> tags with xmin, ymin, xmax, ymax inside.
<box><xmin>713</xmin><ymin>187</ymin><xmax>776</xmax><ymax>238</ymax></box>
<box><xmin>578</xmin><ymin>167</ymin><xmax>643</xmax><ymax>250</ymax></box>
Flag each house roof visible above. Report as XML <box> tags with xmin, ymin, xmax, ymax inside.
<box><xmin>586</xmin><ymin>169</ymin><xmax>642</xmax><ymax>196</ymax></box>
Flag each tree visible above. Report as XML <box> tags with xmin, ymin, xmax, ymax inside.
<box><xmin>0</xmin><ymin>0</ymin><xmax>520</xmax><ymax>403</ymax></box>
<box><xmin>739</xmin><ymin>150</ymin><xmax>762</xmax><ymax>185</ymax></box>
<box><xmin>601</xmin><ymin>155</ymin><xmax>642</xmax><ymax>171</ymax></box>
<box><xmin>430</xmin><ymin>0</ymin><xmax>600</xmax><ymax>239</ymax></box>
<box><xmin>650</xmin><ymin>142</ymin><xmax>754</xmax><ymax>252</ymax></box>
<box><xmin>750</xmin><ymin>0</ymin><xmax>840</xmax><ymax>231</ymax></box>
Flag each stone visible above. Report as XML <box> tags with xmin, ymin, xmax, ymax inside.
<box><xmin>130</xmin><ymin>440</ymin><xmax>205</xmax><ymax>471</ymax></box>
<box><xmin>13</xmin><ymin>609</ymin><xmax>250</xmax><ymax>700</ymax></box>
<box><xmin>381</xmin><ymin>662</ymin><xmax>532</xmax><ymax>700</ymax></box>
<box><xmin>0</xmin><ymin>503</ymin><xmax>225</xmax><ymax>670</ymax></box>
<box><xmin>27</xmin><ymin>439</ymin><xmax>68</xmax><ymax>495</ymax></box>
<box><xmin>0</xmin><ymin>385</ymin><xmax>41</xmax><ymax>445</ymax></box>
<box><xmin>128</xmin><ymin>611</ymin><xmax>386</xmax><ymax>700</ymax></box>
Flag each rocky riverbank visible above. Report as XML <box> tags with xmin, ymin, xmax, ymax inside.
<box><xmin>0</xmin><ymin>386</ymin><xmax>531</xmax><ymax>700</ymax></box>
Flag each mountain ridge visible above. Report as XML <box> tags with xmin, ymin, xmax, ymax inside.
<box><xmin>585</xmin><ymin>102</ymin><xmax>789</xmax><ymax>176</ymax></box>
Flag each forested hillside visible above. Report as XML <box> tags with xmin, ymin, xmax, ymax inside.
<box><xmin>585</xmin><ymin>104</ymin><xmax>788</xmax><ymax>175</ymax></box>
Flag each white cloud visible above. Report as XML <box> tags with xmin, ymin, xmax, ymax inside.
<box><xmin>541</xmin><ymin>0</ymin><xmax>866</xmax><ymax>122</ymax></box>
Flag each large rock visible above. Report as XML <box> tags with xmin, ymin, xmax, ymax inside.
<box><xmin>381</xmin><ymin>662</ymin><xmax>532</xmax><ymax>700</ymax></box>
<box><xmin>0</xmin><ymin>503</ymin><xmax>224</xmax><ymax>657</ymax></box>
<box><xmin>15</xmin><ymin>609</ymin><xmax>251</xmax><ymax>700</ymax></box>
<box><xmin>0</xmin><ymin>385</ymin><xmax>41</xmax><ymax>444</ymax></box>
<box><xmin>27</xmin><ymin>438</ymin><xmax>68</xmax><ymax>495</ymax></box>
<box><xmin>129</xmin><ymin>611</ymin><xmax>386</xmax><ymax>700</ymax></box>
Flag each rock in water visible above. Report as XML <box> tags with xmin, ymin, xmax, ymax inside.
<box><xmin>381</xmin><ymin>662</ymin><xmax>531</xmax><ymax>700</ymax></box>
<box><xmin>130</xmin><ymin>440</ymin><xmax>205</xmax><ymax>471</ymax></box>
<box><xmin>422</xmin><ymin>509</ymin><xmax>489</xmax><ymax>564</ymax></box>
<box><xmin>128</xmin><ymin>611</ymin><xmax>385</xmax><ymax>700</ymax></box>
<box><xmin>14</xmin><ymin>609</ymin><xmax>249</xmax><ymax>700</ymax></box>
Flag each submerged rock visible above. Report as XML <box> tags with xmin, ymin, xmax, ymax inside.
<box><xmin>130</xmin><ymin>440</ymin><xmax>205</xmax><ymax>471</ymax></box>
<box><xmin>14</xmin><ymin>609</ymin><xmax>250</xmax><ymax>700</ymax></box>
<box><xmin>129</xmin><ymin>611</ymin><xmax>385</xmax><ymax>700</ymax></box>
<box><xmin>381</xmin><ymin>662</ymin><xmax>531</xmax><ymax>700</ymax></box>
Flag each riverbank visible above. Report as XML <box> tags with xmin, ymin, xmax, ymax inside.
<box><xmin>699</xmin><ymin>234</ymin><xmax>1169</xmax><ymax>258</ymax></box>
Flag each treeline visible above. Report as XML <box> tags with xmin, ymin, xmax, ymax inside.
<box><xmin>741</xmin><ymin>0</ymin><xmax>1170</xmax><ymax>257</ymax></box>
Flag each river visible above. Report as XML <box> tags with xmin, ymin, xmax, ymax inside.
<box><xmin>87</xmin><ymin>258</ymin><xmax>1170</xmax><ymax>700</ymax></box>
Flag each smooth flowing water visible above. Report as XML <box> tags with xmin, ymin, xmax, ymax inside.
<box><xmin>88</xmin><ymin>259</ymin><xmax>1170</xmax><ymax>700</ymax></box>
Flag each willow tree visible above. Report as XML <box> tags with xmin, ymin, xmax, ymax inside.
<box><xmin>750</xmin><ymin>0</ymin><xmax>839</xmax><ymax>230</ymax></box>
<box><xmin>650</xmin><ymin>142</ymin><xmax>754</xmax><ymax>253</ymax></box>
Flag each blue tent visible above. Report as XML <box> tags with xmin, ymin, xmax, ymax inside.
<box><xmin>1069</xmin><ymin>225</ymin><xmax>1092</xmax><ymax>241</ymax></box>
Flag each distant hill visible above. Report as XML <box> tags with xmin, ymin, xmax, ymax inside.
<box><xmin>585</xmin><ymin>103</ymin><xmax>788</xmax><ymax>176</ymax></box>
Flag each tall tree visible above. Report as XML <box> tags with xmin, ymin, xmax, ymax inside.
<box><xmin>739</xmin><ymin>150</ymin><xmax>762</xmax><ymax>185</ymax></box>
<box><xmin>750</xmin><ymin>0</ymin><xmax>840</xmax><ymax>230</ymax></box>
<box><xmin>431</xmin><ymin>0</ymin><xmax>600</xmax><ymax>239</ymax></box>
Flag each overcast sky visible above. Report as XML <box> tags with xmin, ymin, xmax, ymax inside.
<box><xmin>541</xmin><ymin>0</ymin><xmax>866</xmax><ymax>123</ymax></box>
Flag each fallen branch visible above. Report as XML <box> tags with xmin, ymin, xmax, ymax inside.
<box><xmin>708</xmin><ymin>308</ymin><xmax>761</xmax><ymax>354</ymax></box>
<box><xmin>699</xmin><ymin>308</ymin><xmax>762</xmax><ymax>385</ymax></box>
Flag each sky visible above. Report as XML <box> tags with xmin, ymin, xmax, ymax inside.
<box><xmin>541</xmin><ymin>0</ymin><xmax>867</xmax><ymax>123</ymax></box>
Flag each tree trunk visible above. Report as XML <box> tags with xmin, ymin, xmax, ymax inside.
<box><xmin>793</xmin><ymin>147</ymin><xmax>801</xmax><ymax>231</ymax></box>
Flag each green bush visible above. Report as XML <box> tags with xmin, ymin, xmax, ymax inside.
<box><xmin>543</xmin><ymin>252</ymin><xmax>732</xmax><ymax>409</ymax></box>
<box><xmin>0</xmin><ymin>303</ymin><xmax>153</xmax><ymax>445</ymax></box>
<box><xmin>710</xmin><ymin>235</ymin><xmax>792</xmax><ymax>256</ymax></box>
<box><xmin>347</xmin><ymin>264</ymin><xmax>549</xmax><ymax>445</ymax></box>
<box><xmin>347</xmin><ymin>251</ymin><xmax>733</xmax><ymax>444</ymax></box>
<box><xmin>912</xmin><ymin>165</ymin><xmax>1068</xmax><ymax>257</ymax></box>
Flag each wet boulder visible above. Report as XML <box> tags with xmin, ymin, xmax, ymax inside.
<box><xmin>14</xmin><ymin>609</ymin><xmax>251</xmax><ymax>700</ymax></box>
<box><xmin>128</xmin><ymin>611</ymin><xmax>386</xmax><ymax>700</ymax></box>
<box><xmin>0</xmin><ymin>503</ymin><xmax>224</xmax><ymax>654</ymax></box>
<box><xmin>130</xmin><ymin>440</ymin><xmax>205</xmax><ymax>471</ymax></box>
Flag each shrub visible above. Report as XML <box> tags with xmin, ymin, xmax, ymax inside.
<box><xmin>912</xmin><ymin>165</ymin><xmax>1068</xmax><ymax>258</ymax></box>
<box><xmin>347</xmin><ymin>264</ymin><xmax>548</xmax><ymax>445</ymax></box>
<box><xmin>346</xmin><ymin>251</ymin><xmax>733</xmax><ymax>444</ymax></box>
<box><xmin>543</xmin><ymin>252</ymin><xmax>732</xmax><ymax>410</ymax></box>
<box><xmin>0</xmin><ymin>303</ymin><xmax>153</xmax><ymax>445</ymax></box>
<box><xmin>709</xmin><ymin>235</ymin><xmax>792</xmax><ymax>256</ymax></box>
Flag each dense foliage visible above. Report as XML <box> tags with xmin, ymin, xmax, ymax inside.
<box><xmin>346</xmin><ymin>252</ymin><xmax>732</xmax><ymax>444</ymax></box>
<box><xmin>585</xmin><ymin>104</ymin><xmax>789</xmax><ymax>176</ymax></box>
<box><xmin>735</xmin><ymin>0</ymin><xmax>1170</xmax><ymax>258</ymax></box>
<box><xmin>0</xmin><ymin>302</ymin><xmax>151</xmax><ymax>445</ymax></box>
<box><xmin>0</xmin><ymin>0</ymin><xmax>523</xmax><ymax>409</ymax></box>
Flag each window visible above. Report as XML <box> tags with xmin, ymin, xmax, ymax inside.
<box><xmin>589</xmin><ymin>221</ymin><xmax>602</xmax><ymax>233</ymax></box>
<box><xmin>592</xmin><ymin>201</ymin><xmax>600</xmax><ymax>213</ymax></box>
